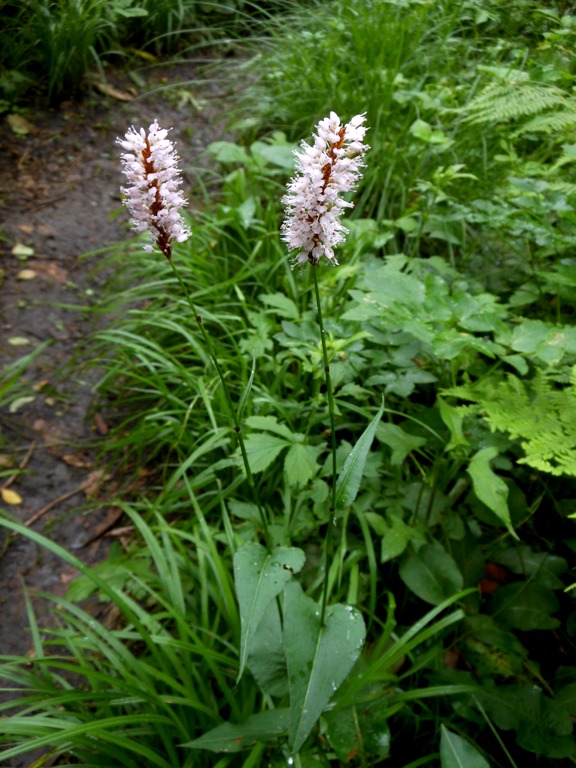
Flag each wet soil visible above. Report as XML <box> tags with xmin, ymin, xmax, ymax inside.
<box><xmin>0</xmin><ymin>59</ymin><xmax>231</xmax><ymax>697</ymax></box>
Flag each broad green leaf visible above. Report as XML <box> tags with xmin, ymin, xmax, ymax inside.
<box><xmin>260</xmin><ymin>292</ymin><xmax>300</xmax><ymax>320</ymax></box>
<box><xmin>184</xmin><ymin>709</ymin><xmax>290</xmax><ymax>752</ymax></box>
<box><xmin>437</xmin><ymin>397</ymin><xmax>469</xmax><ymax>452</ymax></box>
<box><xmin>324</xmin><ymin>685</ymin><xmax>390</xmax><ymax>762</ymax></box>
<box><xmin>492</xmin><ymin>545</ymin><xmax>566</xmax><ymax>589</ymax></box>
<box><xmin>247</xmin><ymin>599</ymin><xmax>288</xmax><ymax>697</ymax></box>
<box><xmin>243</xmin><ymin>432</ymin><xmax>288</xmax><ymax>473</ymax></box>
<box><xmin>399</xmin><ymin>542</ymin><xmax>463</xmax><ymax>605</ymax></box>
<box><xmin>284</xmin><ymin>582</ymin><xmax>366</xmax><ymax>755</ymax></box>
<box><xmin>440</xmin><ymin>725</ymin><xmax>489</xmax><ymax>768</ymax></box>
<box><xmin>246</xmin><ymin>415</ymin><xmax>295</xmax><ymax>440</ymax></box>
<box><xmin>335</xmin><ymin>403</ymin><xmax>384</xmax><ymax>510</ymax></box>
<box><xmin>376</xmin><ymin>422</ymin><xmax>426</xmax><ymax>465</ymax></box>
<box><xmin>234</xmin><ymin>543</ymin><xmax>305</xmax><ymax>681</ymax></box>
<box><xmin>284</xmin><ymin>443</ymin><xmax>322</xmax><ymax>486</ymax></box>
<box><xmin>207</xmin><ymin>140</ymin><xmax>250</xmax><ymax>165</ymax></box>
<box><xmin>467</xmin><ymin>447</ymin><xmax>517</xmax><ymax>538</ymax></box>
<box><xmin>487</xmin><ymin>583</ymin><xmax>560</xmax><ymax>630</ymax></box>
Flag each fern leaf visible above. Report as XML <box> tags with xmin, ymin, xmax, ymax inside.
<box><xmin>465</xmin><ymin>83</ymin><xmax>567</xmax><ymax>125</ymax></box>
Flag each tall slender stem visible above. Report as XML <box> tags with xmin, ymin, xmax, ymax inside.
<box><xmin>167</xmin><ymin>259</ymin><xmax>272</xmax><ymax>552</ymax></box>
<box><xmin>312</xmin><ymin>267</ymin><xmax>338</xmax><ymax>625</ymax></box>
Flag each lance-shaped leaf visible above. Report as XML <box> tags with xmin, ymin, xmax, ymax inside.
<box><xmin>234</xmin><ymin>542</ymin><xmax>305</xmax><ymax>682</ymax></box>
<box><xmin>440</xmin><ymin>725</ymin><xmax>490</xmax><ymax>768</ymax></box>
<box><xmin>184</xmin><ymin>709</ymin><xmax>290</xmax><ymax>753</ymax></box>
<box><xmin>335</xmin><ymin>402</ymin><xmax>384</xmax><ymax>510</ymax></box>
<box><xmin>467</xmin><ymin>447</ymin><xmax>518</xmax><ymax>539</ymax></box>
<box><xmin>284</xmin><ymin>582</ymin><xmax>366</xmax><ymax>755</ymax></box>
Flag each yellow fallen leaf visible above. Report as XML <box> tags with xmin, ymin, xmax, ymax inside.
<box><xmin>7</xmin><ymin>337</ymin><xmax>31</xmax><ymax>346</ymax></box>
<box><xmin>1</xmin><ymin>487</ymin><xmax>22</xmax><ymax>505</ymax></box>
<box><xmin>16</xmin><ymin>269</ymin><xmax>37</xmax><ymax>280</ymax></box>
<box><xmin>6</xmin><ymin>114</ymin><xmax>36</xmax><ymax>136</ymax></box>
<box><xmin>12</xmin><ymin>242</ymin><xmax>35</xmax><ymax>260</ymax></box>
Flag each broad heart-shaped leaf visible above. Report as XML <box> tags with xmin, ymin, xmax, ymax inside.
<box><xmin>283</xmin><ymin>581</ymin><xmax>366</xmax><ymax>755</ymax></box>
<box><xmin>440</xmin><ymin>725</ymin><xmax>489</xmax><ymax>768</ymax></box>
<box><xmin>243</xmin><ymin>432</ymin><xmax>288</xmax><ymax>473</ymax></box>
<box><xmin>487</xmin><ymin>583</ymin><xmax>560</xmax><ymax>630</ymax></box>
<box><xmin>335</xmin><ymin>402</ymin><xmax>384</xmax><ymax>510</ymax></box>
<box><xmin>247</xmin><ymin>598</ymin><xmax>288</xmax><ymax>697</ymax></box>
<box><xmin>284</xmin><ymin>442</ymin><xmax>322</xmax><ymax>486</ymax></box>
<box><xmin>184</xmin><ymin>708</ymin><xmax>289</xmax><ymax>752</ymax></box>
<box><xmin>234</xmin><ymin>543</ymin><xmax>305</xmax><ymax>682</ymax></box>
<box><xmin>399</xmin><ymin>541</ymin><xmax>463</xmax><ymax>605</ymax></box>
<box><xmin>467</xmin><ymin>447</ymin><xmax>518</xmax><ymax>539</ymax></box>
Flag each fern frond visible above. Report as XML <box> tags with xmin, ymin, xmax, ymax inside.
<box><xmin>465</xmin><ymin>83</ymin><xmax>567</xmax><ymax>125</ymax></box>
<box><xmin>445</xmin><ymin>367</ymin><xmax>576</xmax><ymax>477</ymax></box>
<box><xmin>513</xmin><ymin>108</ymin><xmax>576</xmax><ymax>136</ymax></box>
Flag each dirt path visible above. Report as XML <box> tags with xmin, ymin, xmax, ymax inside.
<box><xmin>0</xmin><ymin>60</ymin><xmax>231</xmax><ymax>684</ymax></box>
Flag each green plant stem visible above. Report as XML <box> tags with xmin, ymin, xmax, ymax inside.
<box><xmin>167</xmin><ymin>258</ymin><xmax>272</xmax><ymax>552</ymax></box>
<box><xmin>312</xmin><ymin>267</ymin><xmax>338</xmax><ymax>625</ymax></box>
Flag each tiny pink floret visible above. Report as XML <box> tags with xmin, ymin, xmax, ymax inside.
<box><xmin>281</xmin><ymin>112</ymin><xmax>369</xmax><ymax>268</ymax></box>
<box><xmin>117</xmin><ymin>120</ymin><xmax>191</xmax><ymax>259</ymax></box>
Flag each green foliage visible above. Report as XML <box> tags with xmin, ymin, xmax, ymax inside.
<box><xmin>3</xmin><ymin>1</ymin><xmax>576</xmax><ymax>766</ymax></box>
<box><xmin>448</xmin><ymin>366</ymin><xmax>576</xmax><ymax>476</ymax></box>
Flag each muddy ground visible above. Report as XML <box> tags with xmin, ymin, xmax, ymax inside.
<box><xmin>0</xmin><ymin>58</ymin><xmax>232</xmax><ymax>708</ymax></box>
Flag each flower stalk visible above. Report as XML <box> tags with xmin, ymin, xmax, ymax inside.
<box><xmin>282</xmin><ymin>112</ymin><xmax>369</xmax><ymax>621</ymax></box>
<box><xmin>118</xmin><ymin>120</ymin><xmax>272</xmax><ymax>552</ymax></box>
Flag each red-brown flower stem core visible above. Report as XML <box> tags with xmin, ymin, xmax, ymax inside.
<box><xmin>141</xmin><ymin>140</ymin><xmax>172</xmax><ymax>260</ymax></box>
<box><xmin>306</xmin><ymin>126</ymin><xmax>346</xmax><ymax>266</ymax></box>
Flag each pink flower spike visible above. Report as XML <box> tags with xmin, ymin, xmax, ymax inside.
<box><xmin>117</xmin><ymin>120</ymin><xmax>191</xmax><ymax>260</ymax></box>
<box><xmin>281</xmin><ymin>112</ymin><xmax>369</xmax><ymax>268</ymax></box>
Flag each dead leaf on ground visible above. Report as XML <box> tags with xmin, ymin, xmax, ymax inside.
<box><xmin>1</xmin><ymin>488</ymin><xmax>23</xmax><ymax>505</ymax></box>
<box><xmin>81</xmin><ymin>469</ymin><xmax>109</xmax><ymax>499</ymax></box>
<box><xmin>94</xmin><ymin>413</ymin><xmax>109</xmax><ymax>435</ymax></box>
<box><xmin>30</xmin><ymin>260</ymin><xmax>68</xmax><ymax>283</ymax></box>
<box><xmin>61</xmin><ymin>453</ymin><xmax>93</xmax><ymax>469</ymax></box>
<box><xmin>16</xmin><ymin>269</ymin><xmax>37</xmax><ymax>281</ymax></box>
<box><xmin>90</xmin><ymin>80</ymin><xmax>135</xmax><ymax>101</ymax></box>
<box><xmin>6</xmin><ymin>114</ymin><xmax>37</xmax><ymax>136</ymax></box>
<box><xmin>12</xmin><ymin>242</ymin><xmax>34</xmax><ymax>259</ymax></box>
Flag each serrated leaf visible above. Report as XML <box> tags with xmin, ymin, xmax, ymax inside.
<box><xmin>376</xmin><ymin>422</ymin><xmax>426</xmax><ymax>465</ymax></box>
<box><xmin>284</xmin><ymin>443</ymin><xmax>322</xmax><ymax>486</ymax></box>
<box><xmin>440</xmin><ymin>725</ymin><xmax>489</xmax><ymax>768</ymax></box>
<box><xmin>260</xmin><ymin>292</ymin><xmax>299</xmax><ymax>320</ymax></box>
<box><xmin>399</xmin><ymin>541</ymin><xmax>463</xmax><ymax>605</ymax></box>
<box><xmin>243</xmin><ymin>432</ymin><xmax>288</xmax><ymax>473</ymax></box>
<box><xmin>245</xmin><ymin>415</ymin><xmax>294</xmax><ymax>440</ymax></box>
<box><xmin>467</xmin><ymin>447</ymin><xmax>517</xmax><ymax>538</ymax></box>
<box><xmin>184</xmin><ymin>709</ymin><xmax>290</xmax><ymax>752</ymax></box>
<box><xmin>234</xmin><ymin>542</ymin><xmax>305</xmax><ymax>682</ymax></box>
<box><xmin>335</xmin><ymin>403</ymin><xmax>384</xmax><ymax>510</ymax></box>
<box><xmin>284</xmin><ymin>582</ymin><xmax>366</xmax><ymax>755</ymax></box>
<box><xmin>1</xmin><ymin>488</ymin><xmax>22</xmax><ymax>505</ymax></box>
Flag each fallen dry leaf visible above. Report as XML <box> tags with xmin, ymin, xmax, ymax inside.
<box><xmin>94</xmin><ymin>413</ymin><xmax>109</xmax><ymax>435</ymax></box>
<box><xmin>31</xmin><ymin>260</ymin><xmax>68</xmax><ymax>283</ymax></box>
<box><xmin>61</xmin><ymin>453</ymin><xmax>93</xmax><ymax>469</ymax></box>
<box><xmin>1</xmin><ymin>487</ymin><xmax>23</xmax><ymax>505</ymax></box>
<box><xmin>12</xmin><ymin>242</ymin><xmax>35</xmax><ymax>259</ymax></box>
<box><xmin>6</xmin><ymin>114</ymin><xmax>36</xmax><ymax>136</ymax></box>
<box><xmin>91</xmin><ymin>80</ymin><xmax>134</xmax><ymax>101</ymax></box>
<box><xmin>7</xmin><ymin>337</ymin><xmax>31</xmax><ymax>346</ymax></box>
<box><xmin>16</xmin><ymin>269</ymin><xmax>37</xmax><ymax>281</ymax></box>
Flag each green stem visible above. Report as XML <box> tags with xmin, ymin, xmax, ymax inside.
<box><xmin>167</xmin><ymin>258</ymin><xmax>272</xmax><ymax>552</ymax></box>
<box><xmin>312</xmin><ymin>267</ymin><xmax>338</xmax><ymax>625</ymax></box>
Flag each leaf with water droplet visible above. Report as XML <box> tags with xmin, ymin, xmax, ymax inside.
<box><xmin>335</xmin><ymin>402</ymin><xmax>384</xmax><ymax>511</ymax></box>
<box><xmin>184</xmin><ymin>708</ymin><xmax>290</xmax><ymax>752</ymax></box>
<box><xmin>283</xmin><ymin>581</ymin><xmax>366</xmax><ymax>755</ymax></box>
<box><xmin>234</xmin><ymin>542</ymin><xmax>305</xmax><ymax>682</ymax></box>
<box><xmin>440</xmin><ymin>724</ymin><xmax>490</xmax><ymax>768</ymax></box>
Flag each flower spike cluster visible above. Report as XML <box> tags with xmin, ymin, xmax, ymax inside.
<box><xmin>117</xmin><ymin>120</ymin><xmax>191</xmax><ymax>260</ymax></box>
<box><xmin>281</xmin><ymin>112</ymin><xmax>369</xmax><ymax>268</ymax></box>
